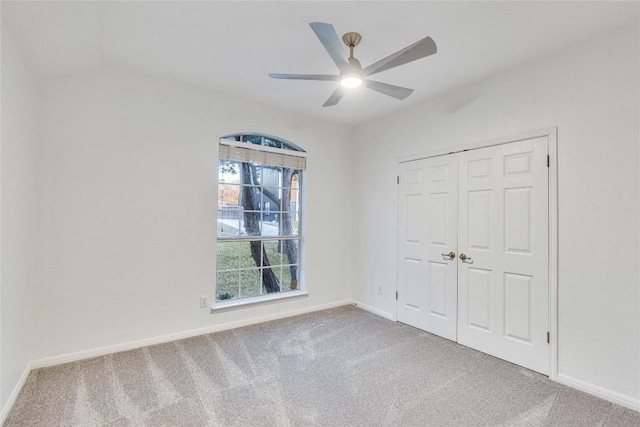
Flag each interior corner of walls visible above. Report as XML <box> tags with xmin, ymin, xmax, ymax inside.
<box><xmin>352</xmin><ymin>300</ymin><xmax>394</xmax><ymax>321</ymax></box>
<box><xmin>0</xmin><ymin>363</ymin><xmax>31</xmax><ymax>426</ymax></box>
<box><xmin>1</xmin><ymin>10</ymin><xmax>39</xmax><ymax>420</ymax></box>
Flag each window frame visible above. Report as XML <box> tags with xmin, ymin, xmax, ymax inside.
<box><xmin>213</xmin><ymin>135</ymin><xmax>307</xmax><ymax>311</ymax></box>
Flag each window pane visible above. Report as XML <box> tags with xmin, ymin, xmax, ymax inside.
<box><xmin>261</xmin><ymin>213</ymin><xmax>279</xmax><ymax>237</ymax></box>
<box><xmin>218</xmin><ymin>184</ymin><xmax>241</xmax><ymax>208</ymax></box>
<box><xmin>278</xmin><ymin>187</ymin><xmax>291</xmax><ymax>211</ymax></box>
<box><xmin>251</xmin><ymin>165</ymin><xmax>264</xmax><ymax>186</ymax></box>
<box><xmin>216</xmin><ymin>271</ymin><xmax>239</xmax><ymax>301</ymax></box>
<box><xmin>260</xmin><ymin>266</ymin><xmax>282</xmax><ymax>295</ymax></box>
<box><xmin>291</xmin><ymin>171</ymin><xmax>300</xmax><ymax>185</ymax></box>
<box><xmin>239</xmin><ymin>186</ymin><xmax>261</xmax><ymax>210</ymax></box>
<box><xmin>217</xmin><ymin>211</ymin><xmax>240</xmax><ymax>237</ymax></box>
<box><xmin>273</xmin><ymin>266</ymin><xmax>291</xmax><ymax>292</ymax></box>
<box><xmin>261</xmin><ymin>167</ymin><xmax>282</xmax><ymax>187</ymax></box>
<box><xmin>280</xmin><ymin>212</ymin><xmax>300</xmax><ymax>236</ymax></box>
<box><xmin>240</xmin><ymin>211</ymin><xmax>262</xmax><ymax>236</ymax></box>
<box><xmin>261</xmin><ymin>187</ymin><xmax>280</xmax><ymax>215</ymax></box>
<box><xmin>216</xmin><ymin>241</ymin><xmax>239</xmax><ymax>271</ymax></box>
<box><xmin>273</xmin><ymin>266</ymin><xmax>285</xmax><ymax>291</ymax></box>
<box><xmin>290</xmin><ymin>212</ymin><xmax>301</xmax><ymax>235</ymax></box>
<box><xmin>240</xmin><ymin>268</ymin><xmax>262</xmax><ymax>298</ymax></box>
<box><xmin>282</xmin><ymin>239</ymin><xmax>299</xmax><ymax>266</ymax></box>
<box><xmin>278</xmin><ymin>265</ymin><xmax>299</xmax><ymax>291</ymax></box>
<box><xmin>219</xmin><ymin>161</ymin><xmax>240</xmax><ymax>184</ymax></box>
<box><xmin>283</xmin><ymin>169</ymin><xmax>301</xmax><ymax>186</ymax></box>
<box><xmin>262</xmin><ymin>240</ymin><xmax>282</xmax><ymax>267</ymax></box>
<box><xmin>263</xmin><ymin>138</ymin><xmax>282</xmax><ymax>149</ymax></box>
<box><xmin>243</xmin><ymin>135</ymin><xmax>262</xmax><ymax>146</ymax></box>
<box><xmin>290</xmin><ymin>185</ymin><xmax>301</xmax><ymax>210</ymax></box>
<box><xmin>239</xmin><ymin>212</ymin><xmax>282</xmax><ymax>237</ymax></box>
<box><xmin>239</xmin><ymin>241</ymin><xmax>259</xmax><ymax>269</ymax></box>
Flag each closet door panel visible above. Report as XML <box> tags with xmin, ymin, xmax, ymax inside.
<box><xmin>397</xmin><ymin>156</ymin><xmax>458</xmax><ymax>341</ymax></box>
<box><xmin>457</xmin><ymin>137</ymin><xmax>549</xmax><ymax>375</ymax></box>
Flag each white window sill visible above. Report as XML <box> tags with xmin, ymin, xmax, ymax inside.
<box><xmin>211</xmin><ymin>290</ymin><xmax>309</xmax><ymax>313</ymax></box>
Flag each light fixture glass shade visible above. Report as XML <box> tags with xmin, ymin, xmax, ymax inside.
<box><xmin>340</xmin><ymin>74</ymin><xmax>362</xmax><ymax>88</ymax></box>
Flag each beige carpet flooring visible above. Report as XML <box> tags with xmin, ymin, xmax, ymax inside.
<box><xmin>5</xmin><ymin>305</ymin><xmax>640</xmax><ymax>426</ymax></box>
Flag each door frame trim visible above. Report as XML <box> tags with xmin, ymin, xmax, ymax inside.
<box><xmin>395</xmin><ymin>127</ymin><xmax>558</xmax><ymax>380</ymax></box>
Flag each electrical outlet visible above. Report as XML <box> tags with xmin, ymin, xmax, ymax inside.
<box><xmin>200</xmin><ymin>295</ymin><xmax>210</xmax><ymax>308</ymax></box>
<box><xmin>377</xmin><ymin>285</ymin><xmax>383</xmax><ymax>295</ymax></box>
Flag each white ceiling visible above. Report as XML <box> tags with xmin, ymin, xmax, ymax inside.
<box><xmin>2</xmin><ymin>1</ymin><xmax>637</xmax><ymax>124</ymax></box>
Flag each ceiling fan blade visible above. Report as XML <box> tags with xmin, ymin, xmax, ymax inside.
<box><xmin>309</xmin><ymin>22</ymin><xmax>351</xmax><ymax>74</ymax></box>
<box><xmin>323</xmin><ymin>86</ymin><xmax>348</xmax><ymax>107</ymax></box>
<box><xmin>363</xmin><ymin>80</ymin><xmax>414</xmax><ymax>100</ymax></box>
<box><xmin>363</xmin><ymin>36</ymin><xmax>437</xmax><ymax>77</ymax></box>
<box><xmin>269</xmin><ymin>73</ymin><xmax>340</xmax><ymax>81</ymax></box>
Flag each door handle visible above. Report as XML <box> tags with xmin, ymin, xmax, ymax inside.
<box><xmin>441</xmin><ymin>252</ymin><xmax>456</xmax><ymax>259</ymax></box>
<box><xmin>459</xmin><ymin>253</ymin><xmax>472</xmax><ymax>262</ymax></box>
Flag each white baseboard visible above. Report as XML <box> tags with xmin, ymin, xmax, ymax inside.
<box><xmin>1</xmin><ymin>363</ymin><xmax>31</xmax><ymax>425</ymax></box>
<box><xmin>352</xmin><ymin>300</ymin><xmax>395</xmax><ymax>321</ymax></box>
<box><xmin>22</xmin><ymin>301</ymin><xmax>640</xmax><ymax>417</ymax></box>
<box><xmin>30</xmin><ymin>299</ymin><xmax>354</xmax><ymax>370</ymax></box>
<box><xmin>350</xmin><ymin>302</ymin><xmax>640</xmax><ymax>414</ymax></box>
<box><xmin>556</xmin><ymin>374</ymin><xmax>640</xmax><ymax>412</ymax></box>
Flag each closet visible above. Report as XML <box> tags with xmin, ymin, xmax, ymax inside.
<box><xmin>397</xmin><ymin>136</ymin><xmax>549</xmax><ymax>374</ymax></box>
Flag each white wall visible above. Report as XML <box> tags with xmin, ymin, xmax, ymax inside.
<box><xmin>0</xmin><ymin>23</ymin><xmax>39</xmax><ymax>412</ymax></box>
<box><xmin>352</xmin><ymin>26</ymin><xmax>639</xmax><ymax>403</ymax></box>
<box><xmin>34</xmin><ymin>67</ymin><xmax>353</xmax><ymax>360</ymax></box>
<box><xmin>9</xmin><ymin>8</ymin><xmax>639</xmax><ymax>413</ymax></box>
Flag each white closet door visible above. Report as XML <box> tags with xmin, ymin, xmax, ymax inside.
<box><xmin>397</xmin><ymin>156</ymin><xmax>458</xmax><ymax>340</ymax></box>
<box><xmin>457</xmin><ymin>137</ymin><xmax>549</xmax><ymax>374</ymax></box>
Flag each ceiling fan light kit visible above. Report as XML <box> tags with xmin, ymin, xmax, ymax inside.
<box><xmin>269</xmin><ymin>22</ymin><xmax>437</xmax><ymax>107</ymax></box>
<box><xmin>340</xmin><ymin>74</ymin><xmax>362</xmax><ymax>88</ymax></box>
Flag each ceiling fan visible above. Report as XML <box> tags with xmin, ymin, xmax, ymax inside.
<box><xmin>269</xmin><ymin>22</ymin><xmax>437</xmax><ymax>107</ymax></box>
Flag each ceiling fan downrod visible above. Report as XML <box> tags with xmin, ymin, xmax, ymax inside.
<box><xmin>342</xmin><ymin>32</ymin><xmax>363</xmax><ymax>71</ymax></box>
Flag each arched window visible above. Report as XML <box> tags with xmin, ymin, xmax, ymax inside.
<box><xmin>216</xmin><ymin>133</ymin><xmax>306</xmax><ymax>305</ymax></box>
